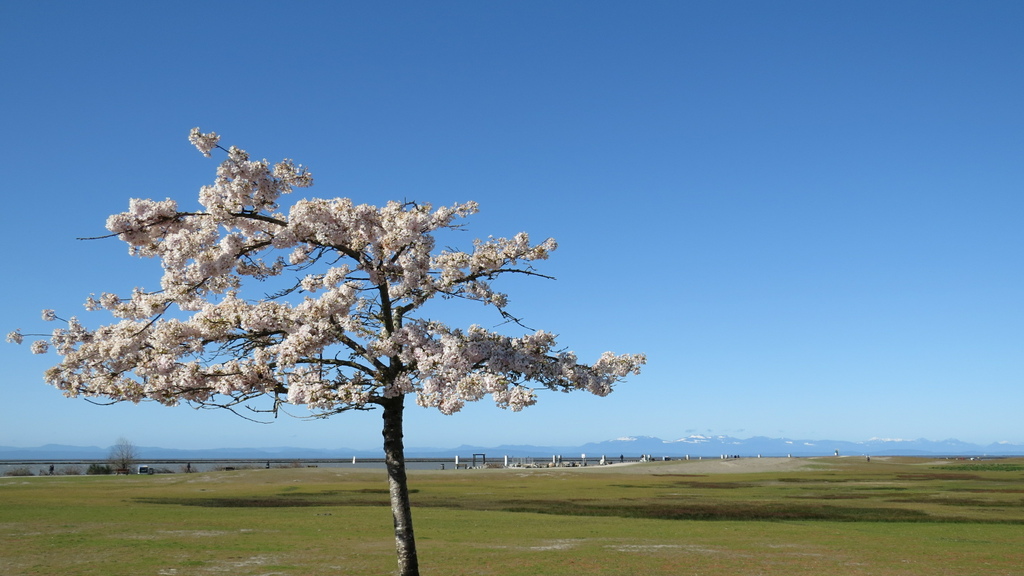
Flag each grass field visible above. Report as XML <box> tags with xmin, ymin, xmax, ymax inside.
<box><xmin>2</xmin><ymin>456</ymin><xmax>1023</xmax><ymax>575</ymax></box>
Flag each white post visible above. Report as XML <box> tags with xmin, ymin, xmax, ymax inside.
<box><xmin>504</xmin><ymin>455</ymin><xmax>509</xmax><ymax>467</ymax></box>
<box><xmin>352</xmin><ymin>456</ymin><xmax>356</xmax><ymax>464</ymax></box>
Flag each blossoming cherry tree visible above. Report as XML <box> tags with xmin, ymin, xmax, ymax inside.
<box><xmin>8</xmin><ymin>129</ymin><xmax>646</xmax><ymax>576</ymax></box>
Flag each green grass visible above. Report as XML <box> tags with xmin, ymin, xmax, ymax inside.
<box><xmin>2</xmin><ymin>456</ymin><xmax>1024</xmax><ymax>575</ymax></box>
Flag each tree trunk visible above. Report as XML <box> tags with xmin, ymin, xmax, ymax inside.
<box><xmin>381</xmin><ymin>395</ymin><xmax>420</xmax><ymax>576</ymax></box>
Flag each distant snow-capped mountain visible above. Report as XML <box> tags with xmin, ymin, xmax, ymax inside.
<box><xmin>573</xmin><ymin>435</ymin><xmax>1019</xmax><ymax>458</ymax></box>
<box><xmin>2</xmin><ymin>436</ymin><xmax>1021</xmax><ymax>460</ymax></box>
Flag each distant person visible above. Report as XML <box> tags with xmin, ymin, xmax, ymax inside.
<box><xmin>49</xmin><ymin>464</ymin><xmax>54</xmax><ymax>475</ymax></box>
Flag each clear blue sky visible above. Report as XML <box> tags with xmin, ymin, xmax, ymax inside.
<box><xmin>1</xmin><ymin>1</ymin><xmax>1021</xmax><ymax>452</ymax></box>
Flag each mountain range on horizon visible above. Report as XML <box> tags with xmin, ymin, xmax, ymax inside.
<box><xmin>3</xmin><ymin>434</ymin><xmax>1024</xmax><ymax>460</ymax></box>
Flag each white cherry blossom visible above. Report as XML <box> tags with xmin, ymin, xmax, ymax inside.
<box><xmin>9</xmin><ymin>129</ymin><xmax>645</xmax><ymax>576</ymax></box>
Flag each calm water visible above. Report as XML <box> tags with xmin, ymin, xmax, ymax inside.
<box><xmin>0</xmin><ymin>455</ymin><xmax>621</xmax><ymax>476</ymax></box>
